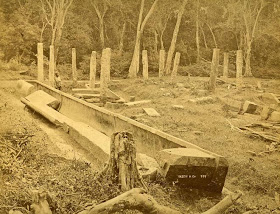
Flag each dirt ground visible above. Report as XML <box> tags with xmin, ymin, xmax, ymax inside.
<box><xmin>0</xmin><ymin>70</ymin><xmax>280</xmax><ymax>213</ymax></box>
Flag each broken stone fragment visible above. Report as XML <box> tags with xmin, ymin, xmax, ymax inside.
<box><xmin>242</xmin><ymin>101</ymin><xmax>258</xmax><ymax>114</ymax></box>
<box><xmin>105</xmin><ymin>102</ymin><xmax>123</xmax><ymax>109</ymax></box>
<box><xmin>129</xmin><ymin>96</ymin><xmax>136</xmax><ymax>102</ymax></box>
<box><xmin>143</xmin><ymin>108</ymin><xmax>160</xmax><ymax>117</ymax></box>
<box><xmin>176</xmin><ymin>83</ymin><xmax>185</xmax><ymax>88</ymax></box>
<box><xmin>125</xmin><ymin>100</ymin><xmax>151</xmax><ymax>106</ymax></box>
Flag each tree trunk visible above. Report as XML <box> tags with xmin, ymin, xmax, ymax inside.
<box><xmin>244</xmin><ymin>39</ymin><xmax>252</xmax><ymax>77</ymax></box>
<box><xmin>118</xmin><ymin>22</ymin><xmax>126</xmax><ymax>56</ymax></box>
<box><xmin>99</xmin><ymin>18</ymin><xmax>105</xmax><ymax>49</ymax></box>
<box><xmin>99</xmin><ymin>132</ymin><xmax>147</xmax><ymax>192</ymax></box>
<box><xmin>196</xmin><ymin>0</ymin><xmax>200</xmax><ymax>63</ymax></box>
<box><xmin>154</xmin><ymin>30</ymin><xmax>158</xmax><ymax>57</ymax></box>
<box><xmin>84</xmin><ymin>188</ymin><xmax>181</xmax><ymax>214</ymax></box>
<box><xmin>128</xmin><ymin>0</ymin><xmax>159</xmax><ymax>78</ymax></box>
<box><xmin>164</xmin><ymin>0</ymin><xmax>188</xmax><ymax>75</ymax></box>
<box><xmin>209</xmin><ymin>48</ymin><xmax>220</xmax><ymax>92</ymax></box>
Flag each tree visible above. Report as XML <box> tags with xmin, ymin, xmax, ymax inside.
<box><xmin>128</xmin><ymin>0</ymin><xmax>159</xmax><ymax>78</ymax></box>
<box><xmin>40</xmin><ymin>0</ymin><xmax>74</xmax><ymax>64</ymax></box>
<box><xmin>164</xmin><ymin>0</ymin><xmax>188</xmax><ymax>75</ymax></box>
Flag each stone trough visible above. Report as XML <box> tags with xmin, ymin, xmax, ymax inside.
<box><xmin>18</xmin><ymin>80</ymin><xmax>229</xmax><ymax>192</ymax></box>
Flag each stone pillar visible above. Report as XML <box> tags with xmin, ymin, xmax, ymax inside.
<box><xmin>90</xmin><ymin>51</ymin><xmax>97</xmax><ymax>89</ymax></box>
<box><xmin>72</xmin><ymin>48</ymin><xmax>77</xmax><ymax>85</ymax></box>
<box><xmin>37</xmin><ymin>43</ymin><xmax>44</xmax><ymax>82</ymax></box>
<box><xmin>223</xmin><ymin>52</ymin><xmax>229</xmax><ymax>78</ymax></box>
<box><xmin>159</xmin><ymin>50</ymin><xmax>165</xmax><ymax>78</ymax></box>
<box><xmin>236</xmin><ymin>50</ymin><xmax>243</xmax><ymax>88</ymax></box>
<box><xmin>209</xmin><ymin>48</ymin><xmax>220</xmax><ymax>92</ymax></box>
<box><xmin>171</xmin><ymin>52</ymin><xmax>181</xmax><ymax>80</ymax></box>
<box><xmin>100</xmin><ymin>48</ymin><xmax>111</xmax><ymax>95</ymax></box>
<box><xmin>49</xmin><ymin>45</ymin><xmax>55</xmax><ymax>87</ymax></box>
<box><xmin>142</xmin><ymin>50</ymin><xmax>148</xmax><ymax>80</ymax></box>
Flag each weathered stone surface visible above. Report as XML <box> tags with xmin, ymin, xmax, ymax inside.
<box><xmin>143</xmin><ymin>108</ymin><xmax>160</xmax><ymax>117</ymax></box>
<box><xmin>137</xmin><ymin>153</ymin><xmax>160</xmax><ymax>181</ymax></box>
<box><xmin>16</xmin><ymin>80</ymin><xmax>36</xmax><ymax>96</ymax></box>
<box><xmin>85</xmin><ymin>98</ymin><xmax>101</xmax><ymax>103</ymax></box>
<box><xmin>242</xmin><ymin>101</ymin><xmax>258</xmax><ymax>114</ymax></box>
<box><xmin>269</xmin><ymin>111</ymin><xmax>280</xmax><ymax>122</ymax></box>
<box><xmin>189</xmin><ymin>96</ymin><xmax>214</xmax><ymax>104</ymax></box>
<box><xmin>156</xmin><ymin>148</ymin><xmax>228</xmax><ymax>192</ymax></box>
<box><xmin>176</xmin><ymin>83</ymin><xmax>185</xmax><ymax>88</ymax></box>
<box><xmin>25</xmin><ymin>90</ymin><xmax>60</xmax><ymax>109</ymax></box>
<box><xmin>125</xmin><ymin>100</ymin><xmax>151</xmax><ymax>106</ymax></box>
<box><xmin>260</xmin><ymin>93</ymin><xmax>280</xmax><ymax>105</ymax></box>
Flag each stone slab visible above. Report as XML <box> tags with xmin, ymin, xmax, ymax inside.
<box><xmin>220</xmin><ymin>98</ymin><xmax>242</xmax><ymax>112</ymax></box>
<box><xmin>143</xmin><ymin>108</ymin><xmax>160</xmax><ymax>117</ymax></box>
<box><xmin>261</xmin><ymin>106</ymin><xmax>274</xmax><ymax>120</ymax></box>
<box><xmin>25</xmin><ymin>90</ymin><xmax>60</xmax><ymax>109</ymax></box>
<box><xmin>156</xmin><ymin>148</ymin><xmax>228</xmax><ymax>192</ymax></box>
<box><xmin>125</xmin><ymin>100</ymin><xmax>151</xmax><ymax>106</ymax></box>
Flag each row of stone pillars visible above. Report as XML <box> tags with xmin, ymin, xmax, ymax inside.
<box><xmin>142</xmin><ymin>49</ymin><xmax>181</xmax><ymax>80</ymax></box>
<box><xmin>209</xmin><ymin>48</ymin><xmax>244</xmax><ymax>92</ymax></box>
<box><xmin>37</xmin><ymin>43</ymin><xmax>111</xmax><ymax>90</ymax></box>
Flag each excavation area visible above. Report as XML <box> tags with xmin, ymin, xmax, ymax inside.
<box><xmin>1</xmin><ymin>73</ymin><xmax>280</xmax><ymax>214</ymax></box>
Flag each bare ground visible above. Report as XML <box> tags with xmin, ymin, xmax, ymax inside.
<box><xmin>0</xmin><ymin>72</ymin><xmax>280</xmax><ymax>213</ymax></box>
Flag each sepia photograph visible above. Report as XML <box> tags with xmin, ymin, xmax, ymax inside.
<box><xmin>0</xmin><ymin>0</ymin><xmax>279</xmax><ymax>213</ymax></box>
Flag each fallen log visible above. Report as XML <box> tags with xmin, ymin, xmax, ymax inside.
<box><xmin>202</xmin><ymin>191</ymin><xmax>242</xmax><ymax>214</ymax></box>
<box><xmin>82</xmin><ymin>188</ymin><xmax>181</xmax><ymax>214</ymax></box>
<box><xmin>239</xmin><ymin>126</ymin><xmax>280</xmax><ymax>143</ymax></box>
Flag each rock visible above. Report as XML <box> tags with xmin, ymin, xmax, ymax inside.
<box><xmin>72</xmin><ymin>88</ymin><xmax>100</xmax><ymax>94</ymax></box>
<box><xmin>156</xmin><ymin>148</ymin><xmax>228</xmax><ymax>192</ymax></box>
<box><xmin>172</xmin><ymin>105</ymin><xmax>184</xmax><ymax>109</ymax></box>
<box><xmin>137</xmin><ymin>153</ymin><xmax>160</xmax><ymax>181</ymax></box>
<box><xmin>75</xmin><ymin>93</ymin><xmax>101</xmax><ymax>99</ymax></box>
<box><xmin>189</xmin><ymin>96</ymin><xmax>214</xmax><ymax>104</ymax></box>
<box><xmin>242</xmin><ymin>101</ymin><xmax>258</xmax><ymax>114</ymax></box>
<box><xmin>143</xmin><ymin>108</ymin><xmax>160</xmax><ymax>117</ymax></box>
<box><xmin>129</xmin><ymin>96</ymin><xmax>136</xmax><ymax>102</ymax></box>
<box><xmin>260</xmin><ymin>93</ymin><xmax>280</xmax><ymax>105</ymax></box>
<box><xmin>269</xmin><ymin>111</ymin><xmax>280</xmax><ymax>122</ymax></box>
<box><xmin>125</xmin><ymin>100</ymin><xmax>151</xmax><ymax>106</ymax></box>
<box><xmin>260</xmin><ymin>106</ymin><xmax>274</xmax><ymax>120</ymax></box>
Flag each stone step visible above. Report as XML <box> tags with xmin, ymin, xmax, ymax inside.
<box><xmin>156</xmin><ymin>148</ymin><xmax>228</xmax><ymax>192</ymax></box>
